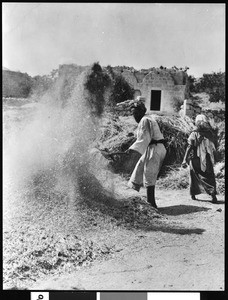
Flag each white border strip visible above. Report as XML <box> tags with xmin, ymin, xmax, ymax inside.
<box><xmin>148</xmin><ymin>293</ymin><xmax>200</xmax><ymax>300</ymax></box>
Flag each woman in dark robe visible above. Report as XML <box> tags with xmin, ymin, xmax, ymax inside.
<box><xmin>182</xmin><ymin>114</ymin><xmax>218</xmax><ymax>203</ymax></box>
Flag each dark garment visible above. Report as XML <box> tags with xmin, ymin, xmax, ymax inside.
<box><xmin>185</xmin><ymin>122</ymin><xmax>218</xmax><ymax>197</ymax></box>
<box><xmin>149</xmin><ymin>139</ymin><xmax>165</xmax><ymax>145</ymax></box>
<box><xmin>189</xmin><ymin>153</ymin><xmax>217</xmax><ymax>196</ymax></box>
<box><xmin>195</xmin><ymin>125</ymin><xmax>218</xmax><ymax>148</ymax></box>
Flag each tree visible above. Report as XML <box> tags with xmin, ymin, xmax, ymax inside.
<box><xmin>188</xmin><ymin>75</ymin><xmax>197</xmax><ymax>93</ymax></box>
<box><xmin>2</xmin><ymin>70</ymin><xmax>33</xmax><ymax>98</ymax></box>
<box><xmin>105</xmin><ymin>66</ymin><xmax>134</xmax><ymax>106</ymax></box>
<box><xmin>194</xmin><ymin>71</ymin><xmax>225</xmax><ymax>102</ymax></box>
<box><xmin>31</xmin><ymin>75</ymin><xmax>53</xmax><ymax>96</ymax></box>
<box><xmin>111</xmin><ymin>75</ymin><xmax>134</xmax><ymax>104</ymax></box>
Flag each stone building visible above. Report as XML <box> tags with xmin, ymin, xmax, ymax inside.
<box><xmin>113</xmin><ymin>66</ymin><xmax>190</xmax><ymax>115</ymax></box>
<box><xmin>57</xmin><ymin>64</ymin><xmax>191</xmax><ymax>116</ymax></box>
<box><xmin>179</xmin><ymin>99</ymin><xmax>202</xmax><ymax>118</ymax></box>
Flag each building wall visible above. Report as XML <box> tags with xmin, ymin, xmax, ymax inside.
<box><xmin>119</xmin><ymin>68</ymin><xmax>189</xmax><ymax>114</ymax></box>
<box><xmin>179</xmin><ymin>99</ymin><xmax>202</xmax><ymax>118</ymax></box>
<box><xmin>57</xmin><ymin>64</ymin><xmax>190</xmax><ymax>116</ymax></box>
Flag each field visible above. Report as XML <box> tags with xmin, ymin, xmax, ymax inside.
<box><xmin>3</xmin><ymin>89</ymin><xmax>225</xmax><ymax>290</ymax></box>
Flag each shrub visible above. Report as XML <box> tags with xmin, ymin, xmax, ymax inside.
<box><xmin>84</xmin><ymin>62</ymin><xmax>111</xmax><ymax>117</ymax></box>
<box><xmin>105</xmin><ymin>66</ymin><xmax>134</xmax><ymax>107</ymax></box>
<box><xmin>3</xmin><ymin>70</ymin><xmax>33</xmax><ymax>98</ymax></box>
<box><xmin>31</xmin><ymin>75</ymin><xmax>53</xmax><ymax>97</ymax></box>
<box><xmin>194</xmin><ymin>71</ymin><xmax>225</xmax><ymax>103</ymax></box>
<box><xmin>188</xmin><ymin>75</ymin><xmax>197</xmax><ymax>93</ymax></box>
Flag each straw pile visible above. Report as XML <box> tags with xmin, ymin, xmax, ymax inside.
<box><xmin>95</xmin><ymin>114</ymin><xmax>196</xmax><ymax>176</ymax></box>
<box><xmin>153</xmin><ymin>114</ymin><xmax>195</xmax><ymax>167</ymax></box>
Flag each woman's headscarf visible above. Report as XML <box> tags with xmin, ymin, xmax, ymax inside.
<box><xmin>194</xmin><ymin>114</ymin><xmax>215</xmax><ymax>143</ymax></box>
<box><xmin>195</xmin><ymin>114</ymin><xmax>209</xmax><ymax>127</ymax></box>
<box><xmin>193</xmin><ymin>114</ymin><xmax>217</xmax><ymax>171</ymax></box>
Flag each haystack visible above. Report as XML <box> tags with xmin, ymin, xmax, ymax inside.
<box><xmin>95</xmin><ymin>113</ymin><xmax>196</xmax><ymax>177</ymax></box>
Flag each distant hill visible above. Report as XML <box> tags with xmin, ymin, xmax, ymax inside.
<box><xmin>2</xmin><ymin>64</ymin><xmax>88</xmax><ymax>99</ymax></box>
<box><xmin>2</xmin><ymin>69</ymin><xmax>33</xmax><ymax>98</ymax></box>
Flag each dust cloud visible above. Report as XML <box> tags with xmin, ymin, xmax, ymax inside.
<box><xmin>3</xmin><ymin>69</ymin><xmax>116</xmax><ymax>212</ymax></box>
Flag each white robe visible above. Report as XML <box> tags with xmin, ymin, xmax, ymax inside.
<box><xmin>128</xmin><ymin>115</ymin><xmax>166</xmax><ymax>189</ymax></box>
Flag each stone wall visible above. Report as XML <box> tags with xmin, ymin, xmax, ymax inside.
<box><xmin>179</xmin><ymin>103</ymin><xmax>225</xmax><ymax>122</ymax></box>
<box><xmin>179</xmin><ymin>99</ymin><xmax>202</xmax><ymax>118</ymax></box>
<box><xmin>113</xmin><ymin>67</ymin><xmax>189</xmax><ymax>115</ymax></box>
<box><xmin>55</xmin><ymin>64</ymin><xmax>190</xmax><ymax>116</ymax></box>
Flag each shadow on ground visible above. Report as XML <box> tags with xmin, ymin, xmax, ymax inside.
<box><xmin>192</xmin><ymin>198</ymin><xmax>225</xmax><ymax>205</ymax></box>
<box><xmin>29</xmin><ymin>163</ymin><xmax>206</xmax><ymax>236</ymax></box>
<box><xmin>75</xmin><ymin>165</ymin><xmax>205</xmax><ymax>236</ymax></box>
<box><xmin>159</xmin><ymin>205</ymin><xmax>211</xmax><ymax>216</ymax></box>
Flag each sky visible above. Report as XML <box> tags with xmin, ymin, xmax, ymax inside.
<box><xmin>2</xmin><ymin>3</ymin><xmax>225</xmax><ymax>78</ymax></box>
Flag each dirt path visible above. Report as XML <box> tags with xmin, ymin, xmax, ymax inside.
<box><xmin>30</xmin><ymin>188</ymin><xmax>224</xmax><ymax>291</ymax></box>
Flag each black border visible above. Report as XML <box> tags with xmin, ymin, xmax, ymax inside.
<box><xmin>2</xmin><ymin>2</ymin><xmax>226</xmax><ymax>300</ymax></box>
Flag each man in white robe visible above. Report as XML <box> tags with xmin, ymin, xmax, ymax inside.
<box><xmin>126</xmin><ymin>102</ymin><xmax>166</xmax><ymax>208</ymax></box>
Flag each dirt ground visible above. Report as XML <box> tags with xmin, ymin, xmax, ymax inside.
<box><xmin>3</xmin><ymin>100</ymin><xmax>225</xmax><ymax>291</ymax></box>
<box><xmin>6</xmin><ymin>182</ymin><xmax>222</xmax><ymax>291</ymax></box>
<box><xmin>31</xmin><ymin>191</ymin><xmax>224</xmax><ymax>291</ymax></box>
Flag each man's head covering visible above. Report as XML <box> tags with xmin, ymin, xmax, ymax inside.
<box><xmin>130</xmin><ymin>101</ymin><xmax>147</xmax><ymax>115</ymax></box>
<box><xmin>130</xmin><ymin>101</ymin><xmax>147</xmax><ymax>123</ymax></box>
